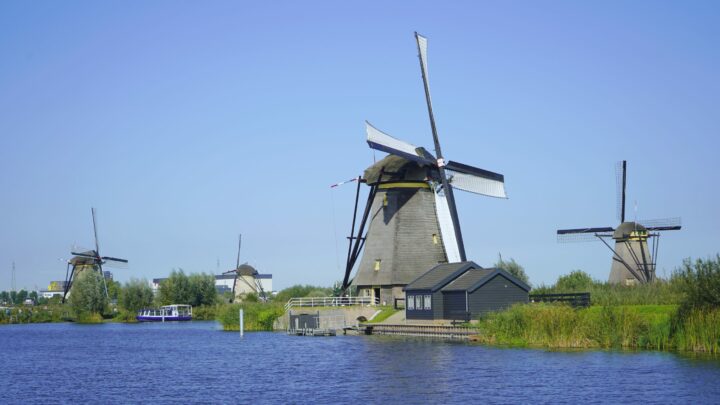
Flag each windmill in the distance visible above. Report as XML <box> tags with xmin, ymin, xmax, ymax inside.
<box><xmin>340</xmin><ymin>33</ymin><xmax>507</xmax><ymax>304</ymax></box>
<box><xmin>557</xmin><ymin>161</ymin><xmax>682</xmax><ymax>285</ymax></box>
<box><xmin>222</xmin><ymin>234</ymin><xmax>267</xmax><ymax>302</ymax></box>
<box><xmin>62</xmin><ymin>208</ymin><xmax>128</xmax><ymax>302</ymax></box>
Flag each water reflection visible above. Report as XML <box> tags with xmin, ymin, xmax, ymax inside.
<box><xmin>0</xmin><ymin>323</ymin><xmax>718</xmax><ymax>403</ymax></box>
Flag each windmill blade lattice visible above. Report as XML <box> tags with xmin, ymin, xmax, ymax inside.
<box><xmin>637</xmin><ymin>217</ymin><xmax>682</xmax><ymax>231</ymax></box>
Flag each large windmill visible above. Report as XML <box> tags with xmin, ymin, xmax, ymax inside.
<box><xmin>340</xmin><ymin>33</ymin><xmax>507</xmax><ymax>304</ymax></box>
<box><xmin>557</xmin><ymin>161</ymin><xmax>681</xmax><ymax>285</ymax></box>
<box><xmin>222</xmin><ymin>234</ymin><xmax>266</xmax><ymax>302</ymax></box>
<box><xmin>62</xmin><ymin>208</ymin><xmax>128</xmax><ymax>303</ymax></box>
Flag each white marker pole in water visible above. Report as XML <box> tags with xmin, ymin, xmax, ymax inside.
<box><xmin>239</xmin><ymin>308</ymin><xmax>244</xmax><ymax>338</ymax></box>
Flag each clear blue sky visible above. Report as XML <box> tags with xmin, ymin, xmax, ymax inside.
<box><xmin>1</xmin><ymin>1</ymin><xmax>718</xmax><ymax>291</ymax></box>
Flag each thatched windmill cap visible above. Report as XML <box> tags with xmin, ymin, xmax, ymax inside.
<box><xmin>363</xmin><ymin>155</ymin><xmax>429</xmax><ymax>184</ymax></box>
<box><xmin>237</xmin><ymin>264</ymin><xmax>259</xmax><ymax>276</ymax></box>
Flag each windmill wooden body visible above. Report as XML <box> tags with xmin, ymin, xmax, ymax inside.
<box><xmin>557</xmin><ymin>161</ymin><xmax>681</xmax><ymax>285</ymax></box>
<box><xmin>62</xmin><ymin>208</ymin><xmax>128</xmax><ymax>302</ymax></box>
<box><xmin>341</xmin><ymin>33</ymin><xmax>507</xmax><ymax>304</ymax></box>
<box><xmin>222</xmin><ymin>235</ymin><xmax>266</xmax><ymax>302</ymax></box>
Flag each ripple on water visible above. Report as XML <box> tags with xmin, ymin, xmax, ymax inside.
<box><xmin>0</xmin><ymin>322</ymin><xmax>719</xmax><ymax>404</ymax></box>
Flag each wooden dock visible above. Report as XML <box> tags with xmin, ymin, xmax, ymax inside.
<box><xmin>357</xmin><ymin>323</ymin><xmax>479</xmax><ymax>340</ymax></box>
<box><xmin>287</xmin><ymin>328</ymin><xmax>337</xmax><ymax>337</ymax></box>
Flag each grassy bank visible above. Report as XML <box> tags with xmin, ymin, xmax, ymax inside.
<box><xmin>217</xmin><ymin>302</ymin><xmax>285</xmax><ymax>331</ymax></box>
<box><xmin>364</xmin><ymin>306</ymin><xmax>398</xmax><ymax>323</ymax></box>
<box><xmin>0</xmin><ymin>305</ymin><xmax>71</xmax><ymax>324</ymax></box>
<box><xmin>474</xmin><ymin>303</ymin><xmax>719</xmax><ymax>353</ymax></box>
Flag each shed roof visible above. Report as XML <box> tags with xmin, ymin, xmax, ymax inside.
<box><xmin>441</xmin><ymin>268</ymin><xmax>531</xmax><ymax>293</ymax></box>
<box><xmin>403</xmin><ymin>261</ymin><xmax>481</xmax><ymax>292</ymax></box>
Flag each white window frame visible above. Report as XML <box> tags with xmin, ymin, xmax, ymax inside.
<box><xmin>407</xmin><ymin>295</ymin><xmax>415</xmax><ymax>310</ymax></box>
<box><xmin>424</xmin><ymin>294</ymin><xmax>432</xmax><ymax>310</ymax></box>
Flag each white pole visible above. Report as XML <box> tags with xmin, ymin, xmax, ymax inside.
<box><xmin>239</xmin><ymin>308</ymin><xmax>244</xmax><ymax>338</ymax></box>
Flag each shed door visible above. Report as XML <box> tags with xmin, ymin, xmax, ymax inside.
<box><xmin>442</xmin><ymin>291</ymin><xmax>467</xmax><ymax>320</ymax></box>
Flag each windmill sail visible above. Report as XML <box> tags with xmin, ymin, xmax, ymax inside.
<box><xmin>637</xmin><ymin>217</ymin><xmax>682</xmax><ymax>231</ymax></box>
<box><xmin>434</xmin><ymin>190</ymin><xmax>462</xmax><ymax>262</ymax></box>
<box><xmin>445</xmin><ymin>161</ymin><xmax>507</xmax><ymax>198</ymax></box>
<box><xmin>366</xmin><ymin>122</ymin><xmax>435</xmax><ymax>166</ymax></box>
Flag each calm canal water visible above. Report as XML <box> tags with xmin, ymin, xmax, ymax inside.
<box><xmin>1</xmin><ymin>322</ymin><xmax>719</xmax><ymax>404</ymax></box>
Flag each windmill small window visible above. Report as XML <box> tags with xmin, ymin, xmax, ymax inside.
<box><xmin>432</xmin><ymin>234</ymin><xmax>439</xmax><ymax>244</ymax></box>
<box><xmin>374</xmin><ymin>259</ymin><xmax>381</xmax><ymax>271</ymax></box>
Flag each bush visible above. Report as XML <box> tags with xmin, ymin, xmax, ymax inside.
<box><xmin>494</xmin><ymin>255</ymin><xmax>530</xmax><ymax>285</ymax></box>
<box><xmin>120</xmin><ymin>278</ymin><xmax>154</xmax><ymax>313</ymax></box>
<box><xmin>69</xmin><ymin>270</ymin><xmax>108</xmax><ymax>316</ymax></box>
<box><xmin>158</xmin><ymin>270</ymin><xmax>217</xmax><ymax>307</ymax></box>
<box><xmin>673</xmin><ymin>255</ymin><xmax>720</xmax><ymax>310</ymax></box>
<box><xmin>273</xmin><ymin>285</ymin><xmax>333</xmax><ymax>303</ymax></box>
<box><xmin>555</xmin><ymin>270</ymin><xmax>593</xmax><ymax>292</ymax></box>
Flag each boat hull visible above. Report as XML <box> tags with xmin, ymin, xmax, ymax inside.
<box><xmin>136</xmin><ymin>315</ymin><xmax>192</xmax><ymax>322</ymax></box>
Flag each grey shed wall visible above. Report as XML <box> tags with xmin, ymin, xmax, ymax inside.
<box><xmin>468</xmin><ymin>275</ymin><xmax>528</xmax><ymax>316</ymax></box>
<box><xmin>404</xmin><ymin>289</ymin><xmax>444</xmax><ymax>320</ymax></box>
<box><xmin>442</xmin><ymin>291</ymin><xmax>467</xmax><ymax>320</ymax></box>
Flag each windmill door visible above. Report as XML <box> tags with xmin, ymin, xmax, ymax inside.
<box><xmin>373</xmin><ymin>288</ymin><xmax>381</xmax><ymax>304</ymax></box>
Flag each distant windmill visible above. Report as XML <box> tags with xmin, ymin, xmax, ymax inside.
<box><xmin>557</xmin><ymin>161</ymin><xmax>681</xmax><ymax>284</ymax></box>
<box><xmin>62</xmin><ymin>208</ymin><xmax>128</xmax><ymax>302</ymax></box>
<box><xmin>222</xmin><ymin>234</ymin><xmax>266</xmax><ymax>302</ymax></box>
<box><xmin>341</xmin><ymin>33</ymin><xmax>507</xmax><ymax>304</ymax></box>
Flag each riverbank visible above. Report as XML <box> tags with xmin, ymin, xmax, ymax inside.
<box><xmin>473</xmin><ymin>303</ymin><xmax>720</xmax><ymax>354</ymax></box>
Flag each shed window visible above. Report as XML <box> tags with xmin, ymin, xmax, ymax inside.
<box><xmin>407</xmin><ymin>295</ymin><xmax>415</xmax><ymax>310</ymax></box>
<box><xmin>415</xmin><ymin>295</ymin><xmax>423</xmax><ymax>310</ymax></box>
<box><xmin>374</xmin><ymin>260</ymin><xmax>381</xmax><ymax>271</ymax></box>
<box><xmin>424</xmin><ymin>294</ymin><xmax>432</xmax><ymax>310</ymax></box>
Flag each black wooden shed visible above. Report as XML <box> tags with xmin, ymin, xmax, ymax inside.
<box><xmin>404</xmin><ymin>261</ymin><xmax>530</xmax><ymax>321</ymax></box>
<box><xmin>441</xmin><ymin>268</ymin><xmax>530</xmax><ymax>320</ymax></box>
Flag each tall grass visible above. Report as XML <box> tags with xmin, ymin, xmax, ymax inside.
<box><xmin>475</xmin><ymin>304</ymin><xmax>677</xmax><ymax>350</ymax></box>
<box><xmin>217</xmin><ymin>302</ymin><xmax>284</xmax><ymax>331</ymax></box>
<box><xmin>476</xmin><ymin>303</ymin><xmax>719</xmax><ymax>354</ymax></box>
<box><xmin>532</xmin><ymin>278</ymin><xmax>684</xmax><ymax>306</ymax></box>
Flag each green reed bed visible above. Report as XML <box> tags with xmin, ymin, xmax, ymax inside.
<box><xmin>475</xmin><ymin>303</ymin><xmax>719</xmax><ymax>353</ymax></box>
<box><xmin>217</xmin><ymin>302</ymin><xmax>285</xmax><ymax>331</ymax></box>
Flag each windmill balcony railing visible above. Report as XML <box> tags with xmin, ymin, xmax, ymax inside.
<box><xmin>284</xmin><ymin>296</ymin><xmax>380</xmax><ymax>311</ymax></box>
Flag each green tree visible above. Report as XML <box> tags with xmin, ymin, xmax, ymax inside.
<box><xmin>106</xmin><ymin>279</ymin><xmax>121</xmax><ymax>302</ymax></box>
<box><xmin>29</xmin><ymin>291</ymin><xmax>38</xmax><ymax>302</ymax></box>
<box><xmin>0</xmin><ymin>291</ymin><xmax>9</xmax><ymax>304</ymax></box>
<box><xmin>9</xmin><ymin>290</ymin><xmax>17</xmax><ymax>305</ymax></box>
<box><xmin>120</xmin><ymin>278</ymin><xmax>154</xmax><ymax>313</ymax></box>
<box><xmin>494</xmin><ymin>254</ymin><xmax>530</xmax><ymax>285</ymax></box>
<box><xmin>188</xmin><ymin>273</ymin><xmax>217</xmax><ymax>307</ymax></box>
<box><xmin>16</xmin><ymin>289</ymin><xmax>28</xmax><ymax>303</ymax></box>
<box><xmin>158</xmin><ymin>269</ymin><xmax>191</xmax><ymax>305</ymax></box>
<box><xmin>69</xmin><ymin>270</ymin><xmax>108</xmax><ymax>315</ymax></box>
<box><xmin>555</xmin><ymin>270</ymin><xmax>594</xmax><ymax>292</ymax></box>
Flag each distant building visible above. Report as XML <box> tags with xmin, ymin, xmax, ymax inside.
<box><xmin>40</xmin><ymin>280</ymin><xmax>68</xmax><ymax>299</ymax></box>
<box><xmin>103</xmin><ymin>271</ymin><xmax>113</xmax><ymax>281</ymax></box>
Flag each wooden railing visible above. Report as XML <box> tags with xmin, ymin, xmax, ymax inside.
<box><xmin>529</xmin><ymin>292</ymin><xmax>591</xmax><ymax>307</ymax></box>
<box><xmin>284</xmin><ymin>296</ymin><xmax>379</xmax><ymax>311</ymax></box>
